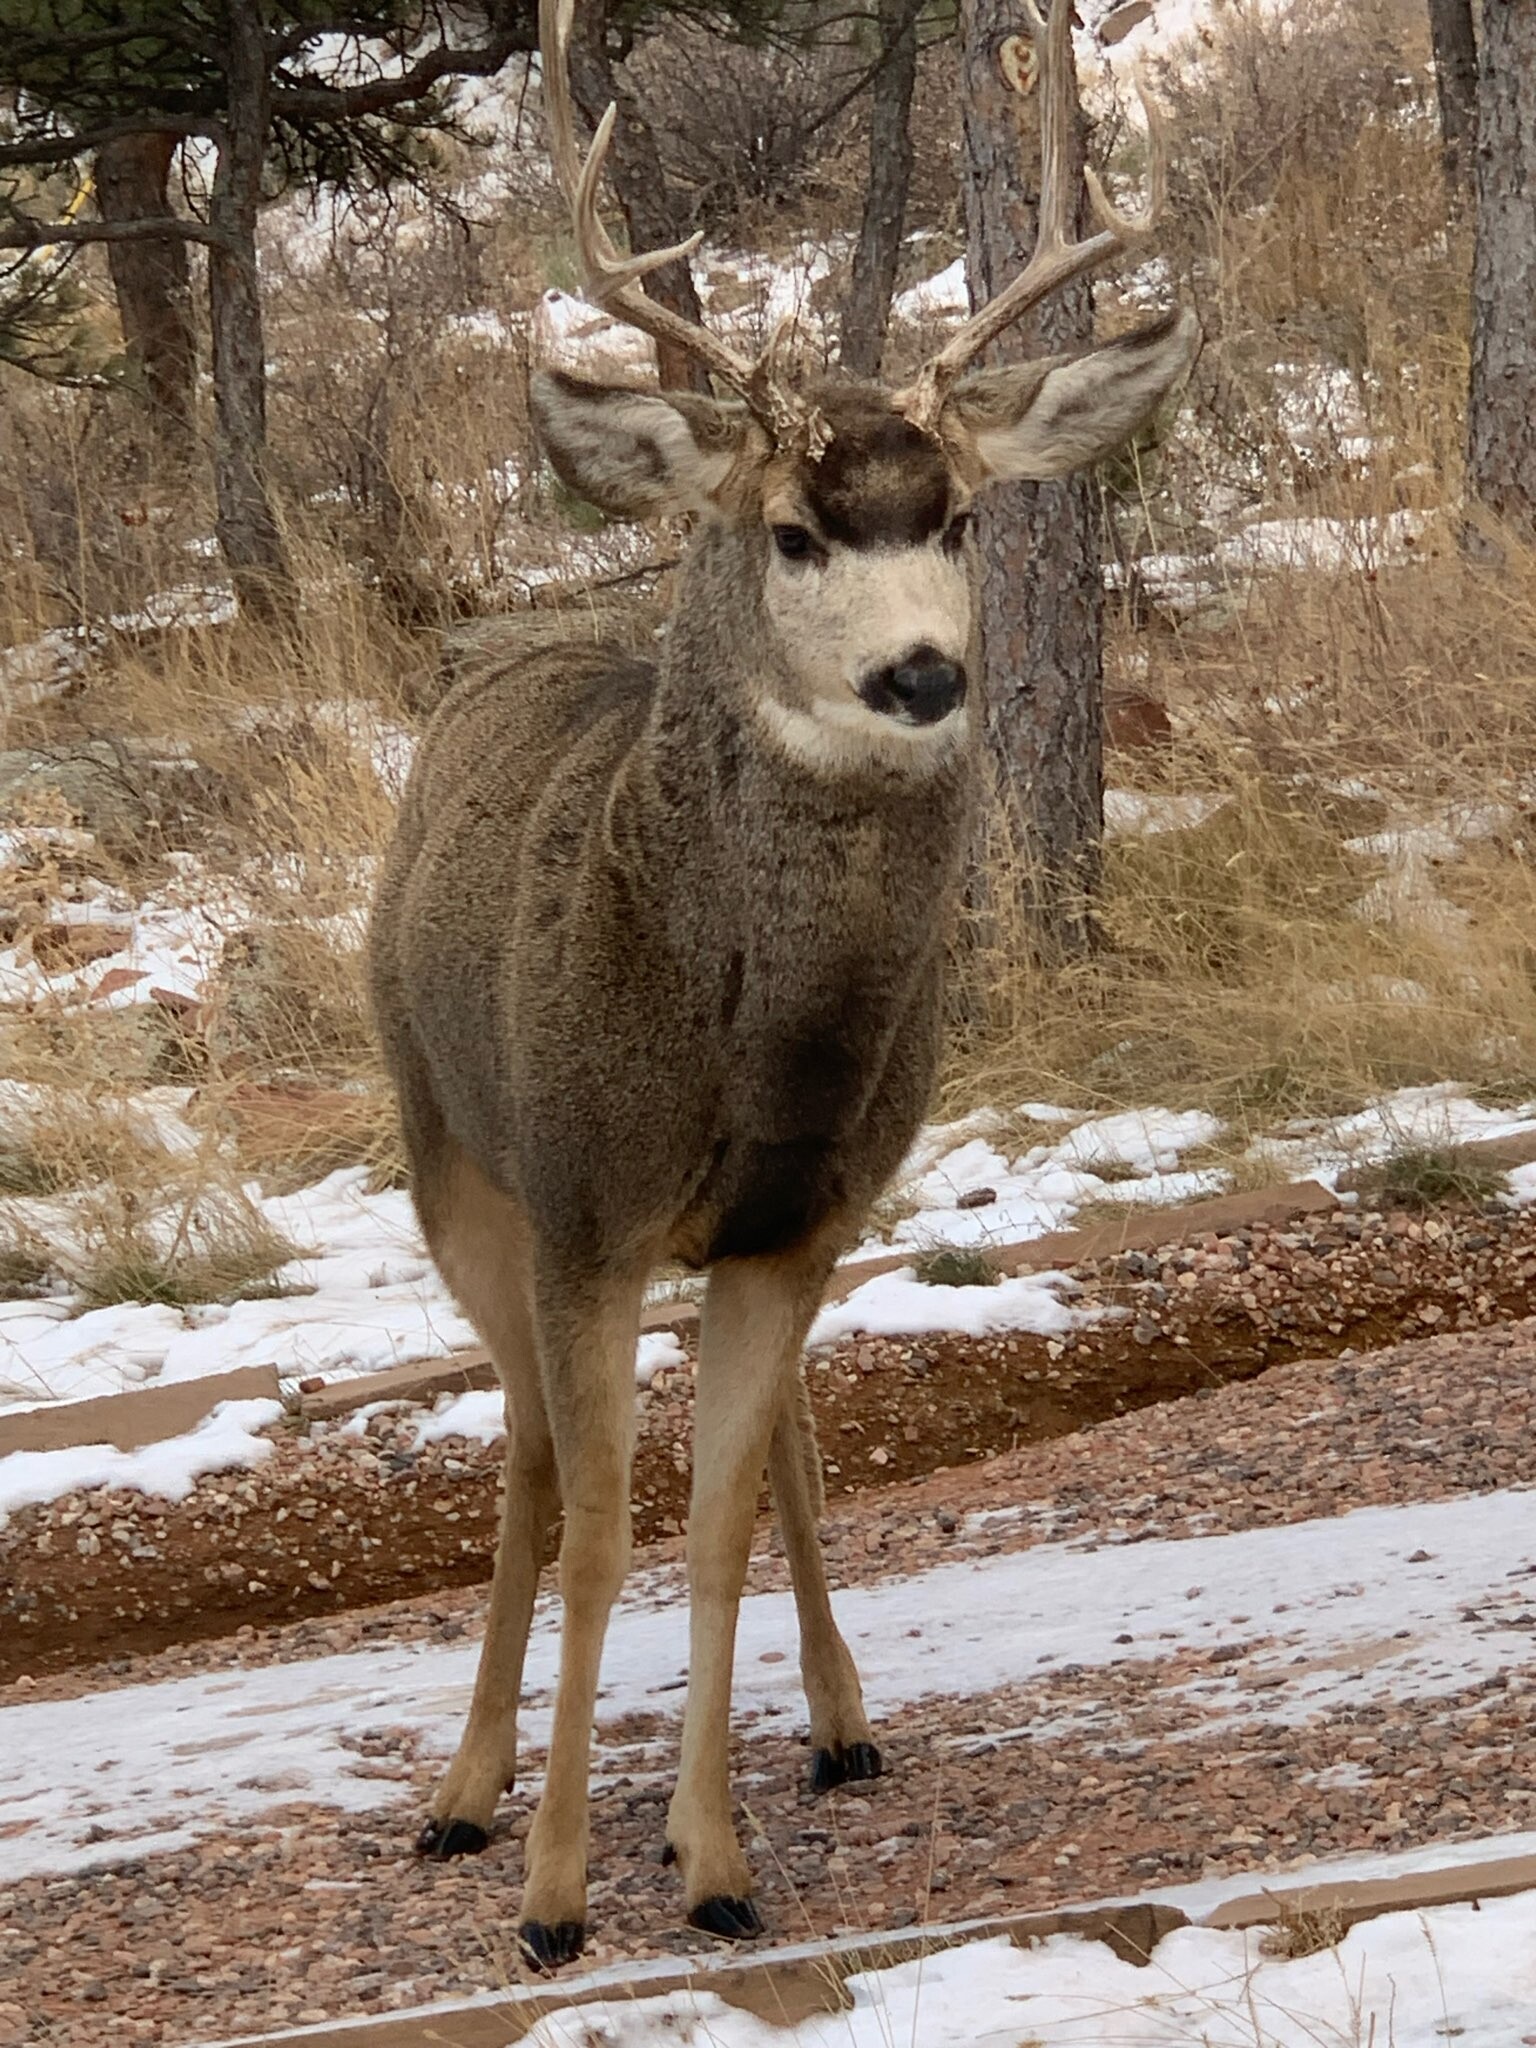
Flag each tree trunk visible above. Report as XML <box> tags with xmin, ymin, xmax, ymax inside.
<box><xmin>208</xmin><ymin>0</ymin><xmax>296</xmax><ymax>625</ymax></box>
<box><xmin>1466</xmin><ymin>0</ymin><xmax>1536</xmax><ymax>552</ymax></box>
<box><xmin>94</xmin><ymin>130</ymin><xmax>197</xmax><ymax>451</ymax></box>
<box><xmin>840</xmin><ymin>0</ymin><xmax>921</xmax><ymax>379</ymax></box>
<box><xmin>1427</xmin><ymin>0</ymin><xmax>1479</xmax><ymax>210</ymax></box>
<box><xmin>567</xmin><ymin>8</ymin><xmax>712</xmax><ymax>393</ymax></box>
<box><xmin>958</xmin><ymin>0</ymin><xmax>1102</xmax><ymax>961</ymax></box>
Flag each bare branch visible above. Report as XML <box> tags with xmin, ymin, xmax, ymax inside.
<box><xmin>0</xmin><ymin>214</ymin><xmax>234</xmax><ymax>254</ymax></box>
<box><xmin>272</xmin><ymin>27</ymin><xmax>531</xmax><ymax>122</ymax></box>
<box><xmin>0</xmin><ymin>116</ymin><xmax>214</xmax><ymax>170</ymax></box>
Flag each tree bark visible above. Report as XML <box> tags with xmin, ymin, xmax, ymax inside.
<box><xmin>94</xmin><ymin>129</ymin><xmax>197</xmax><ymax>450</ymax></box>
<box><xmin>840</xmin><ymin>0</ymin><xmax>921</xmax><ymax>379</ymax></box>
<box><xmin>1466</xmin><ymin>0</ymin><xmax>1536</xmax><ymax>552</ymax></box>
<box><xmin>208</xmin><ymin>0</ymin><xmax>296</xmax><ymax>624</ymax></box>
<box><xmin>567</xmin><ymin>7</ymin><xmax>712</xmax><ymax>393</ymax></box>
<box><xmin>1427</xmin><ymin>0</ymin><xmax>1479</xmax><ymax>210</ymax></box>
<box><xmin>958</xmin><ymin>0</ymin><xmax>1102</xmax><ymax>961</ymax></box>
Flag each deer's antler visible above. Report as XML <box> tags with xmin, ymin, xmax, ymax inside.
<box><xmin>539</xmin><ymin>0</ymin><xmax>828</xmax><ymax>454</ymax></box>
<box><xmin>894</xmin><ymin>0</ymin><xmax>1168</xmax><ymax>435</ymax></box>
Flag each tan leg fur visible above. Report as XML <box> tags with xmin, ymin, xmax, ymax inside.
<box><xmin>418</xmin><ymin>1151</ymin><xmax>557</xmax><ymax>1852</ymax></box>
<box><xmin>518</xmin><ymin>1254</ymin><xmax>649</xmax><ymax>1952</ymax></box>
<box><xmin>768</xmin><ymin>1373</ymin><xmax>876</xmax><ymax>1779</ymax></box>
<box><xmin>665</xmin><ymin>1238</ymin><xmax>841</xmax><ymax>1928</ymax></box>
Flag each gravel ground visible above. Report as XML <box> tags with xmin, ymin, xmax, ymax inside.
<box><xmin>5</xmin><ymin>1199</ymin><xmax>1536</xmax><ymax>1685</ymax></box>
<box><xmin>3</xmin><ymin>1291</ymin><xmax>1536</xmax><ymax>2044</ymax></box>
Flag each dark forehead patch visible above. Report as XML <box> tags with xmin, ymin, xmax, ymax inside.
<box><xmin>802</xmin><ymin>398</ymin><xmax>952</xmax><ymax>550</ymax></box>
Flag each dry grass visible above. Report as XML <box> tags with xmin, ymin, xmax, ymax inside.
<box><xmin>1352</xmin><ymin>1141</ymin><xmax>1510</xmax><ymax>1214</ymax></box>
<box><xmin>0</xmin><ymin>1088</ymin><xmax>302</xmax><ymax>1310</ymax></box>
<box><xmin>910</xmin><ymin>1245</ymin><xmax>1001</xmax><ymax>1289</ymax></box>
<box><xmin>942</xmin><ymin>0</ymin><xmax>1536</xmax><ymax>1130</ymax></box>
<box><xmin>1259</xmin><ymin>1897</ymin><xmax>1350</xmax><ymax>1961</ymax></box>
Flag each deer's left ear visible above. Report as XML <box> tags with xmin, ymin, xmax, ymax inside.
<box><xmin>941</xmin><ymin>307</ymin><xmax>1201</xmax><ymax>483</ymax></box>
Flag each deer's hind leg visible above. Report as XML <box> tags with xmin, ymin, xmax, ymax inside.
<box><xmin>415</xmin><ymin>1145</ymin><xmax>558</xmax><ymax>1859</ymax></box>
<box><xmin>768</xmin><ymin>1373</ymin><xmax>880</xmax><ymax>1794</ymax></box>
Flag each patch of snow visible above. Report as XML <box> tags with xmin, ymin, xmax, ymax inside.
<box><xmin>635</xmin><ymin>1329</ymin><xmax>686</xmax><ymax>1388</ymax></box>
<box><xmin>0</xmin><ymin>855</ymin><xmax>249</xmax><ymax>1013</ymax></box>
<box><xmin>1104</xmin><ymin>788</ymin><xmax>1226</xmax><ymax>837</ymax></box>
<box><xmin>443</xmin><ymin>308</ymin><xmax>521</xmax><ymax>349</ymax></box>
<box><xmin>508</xmin><ymin>1900</ymin><xmax>1536</xmax><ymax>2048</ymax></box>
<box><xmin>810</xmin><ymin>1265</ymin><xmax>1089</xmax><ymax>1346</ymax></box>
<box><xmin>410</xmin><ymin>1332</ymin><xmax>687</xmax><ymax>1448</ymax></box>
<box><xmin>0</xmin><ymin>625</ymin><xmax>97</xmax><ymax>707</ymax></box>
<box><xmin>532</xmin><ymin>288</ymin><xmax>656</xmax><ymax>378</ymax></box>
<box><xmin>1057</xmin><ymin>1107</ymin><xmax>1221</xmax><ymax>1175</ymax></box>
<box><xmin>1345</xmin><ymin>803</ymin><xmax>1512</xmax><ymax>940</ymax></box>
<box><xmin>892</xmin><ymin>257</ymin><xmax>968</xmax><ymax>323</ymax></box>
<box><xmin>413</xmin><ymin>1388</ymin><xmax>506</xmax><ymax>1449</ymax></box>
<box><xmin>0</xmin><ymin>1303</ymin><xmax>187</xmax><ymax>1408</ymax></box>
<box><xmin>1122</xmin><ymin>510</ymin><xmax>1428</xmax><ymax>619</ymax></box>
<box><xmin>875</xmin><ymin>1104</ymin><xmax>1228</xmax><ymax>1253</ymax></box>
<box><xmin>1246</xmin><ymin>1082</ymin><xmax>1536</xmax><ymax>1188</ymax></box>
<box><xmin>0</xmin><ymin>1397</ymin><xmax>281</xmax><ymax>1526</ymax></box>
<box><xmin>107</xmin><ymin>585</ymin><xmax>236</xmax><ymax>634</ymax></box>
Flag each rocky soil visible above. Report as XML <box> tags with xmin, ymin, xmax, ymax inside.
<box><xmin>4</xmin><ymin>1198</ymin><xmax>1535</xmax><ymax>1684</ymax></box>
<box><xmin>2</xmin><ymin>1272</ymin><xmax>1536</xmax><ymax>2044</ymax></box>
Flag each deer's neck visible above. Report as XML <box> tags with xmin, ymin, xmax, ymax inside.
<box><xmin>621</xmin><ymin>532</ymin><xmax>975</xmax><ymax>974</ymax></box>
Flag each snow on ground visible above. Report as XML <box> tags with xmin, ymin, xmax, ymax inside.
<box><xmin>869</xmin><ymin>1103</ymin><xmax>1226</xmax><ymax>1254</ymax></box>
<box><xmin>1111</xmin><ymin>511</ymin><xmax>1428</xmax><ymax>618</ymax></box>
<box><xmin>496</xmin><ymin>1899</ymin><xmax>1536</xmax><ymax>2048</ymax></box>
<box><xmin>809</xmin><ymin>1265</ymin><xmax>1089</xmax><ymax>1347</ymax></box>
<box><xmin>0</xmin><ymin>1397</ymin><xmax>282</xmax><ymax>1524</ymax></box>
<box><xmin>6</xmin><ymin>1079</ymin><xmax>1535</xmax><ymax>1519</ymax></box>
<box><xmin>0</xmin><ymin>1103</ymin><xmax>1230</xmax><ymax>1417</ymax></box>
<box><xmin>892</xmin><ymin>256</ymin><xmax>968</xmax><ymax>324</ymax></box>
<box><xmin>1247</xmin><ymin>1082</ymin><xmax>1536</xmax><ymax>1189</ymax></box>
<box><xmin>3</xmin><ymin>1483</ymin><xmax>1534</xmax><ymax>1883</ymax></box>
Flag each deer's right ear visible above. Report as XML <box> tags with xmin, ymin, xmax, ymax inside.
<box><xmin>532</xmin><ymin>371</ymin><xmax>755</xmax><ymax>521</ymax></box>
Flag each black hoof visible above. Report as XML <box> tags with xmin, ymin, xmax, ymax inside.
<box><xmin>416</xmin><ymin>1816</ymin><xmax>489</xmax><ymax>1859</ymax></box>
<box><xmin>809</xmin><ymin>1741</ymin><xmax>883</xmax><ymax>1793</ymax></box>
<box><xmin>688</xmin><ymin>1894</ymin><xmax>764</xmax><ymax>1940</ymax></box>
<box><xmin>518</xmin><ymin>1919</ymin><xmax>586</xmax><ymax>1970</ymax></box>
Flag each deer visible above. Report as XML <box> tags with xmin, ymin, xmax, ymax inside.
<box><xmin>367</xmin><ymin>0</ymin><xmax>1198</xmax><ymax>1968</ymax></box>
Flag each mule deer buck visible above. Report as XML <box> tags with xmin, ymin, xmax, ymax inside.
<box><xmin>369</xmin><ymin>0</ymin><xmax>1197</xmax><ymax>1966</ymax></box>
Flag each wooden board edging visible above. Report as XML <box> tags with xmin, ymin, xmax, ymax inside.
<box><xmin>0</xmin><ymin>1178</ymin><xmax>1342</xmax><ymax>1452</ymax></box>
<box><xmin>0</xmin><ymin>1363</ymin><xmax>282</xmax><ymax>1459</ymax></box>
<box><xmin>188</xmin><ymin>1846</ymin><xmax>1536</xmax><ymax>2048</ymax></box>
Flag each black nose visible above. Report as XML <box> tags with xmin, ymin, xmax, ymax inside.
<box><xmin>859</xmin><ymin>646</ymin><xmax>968</xmax><ymax>726</ymax></box>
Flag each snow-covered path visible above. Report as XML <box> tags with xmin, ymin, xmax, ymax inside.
<box><xmin>6</xmin><ymin>1484</ymin><xmax>1534</xmax><ymax>1885</ymax></box>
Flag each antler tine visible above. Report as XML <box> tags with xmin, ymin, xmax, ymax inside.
<box><xmin>1084</xmin><ymin>66</ymin><xmax>1167</xmax><ymax>237</ymax></box>
<box><xmin>895</xmin><ymin>0</ymin><xmax>1169</xmax><ymax>435</ymax></box>
<box><xmin>570</xmin><ymin>100</ymin><xmax>706</xmax><ymax>295</ymax></box>
<box><xmin>538</xmin><ymin>0</ymin><xmax>820</xmax><ymax>444</ymax></box>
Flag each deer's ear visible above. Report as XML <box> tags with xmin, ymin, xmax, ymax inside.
<box><xmin>941</xmin><ymin>307</ymin><xmax>1200</xmax><ymax>484</ymax></box>
<box><xmin>531</xmin><ymin>370</ymin><xmax>756</xmax><ymax>520</ymax></box>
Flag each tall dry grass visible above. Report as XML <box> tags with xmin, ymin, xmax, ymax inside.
<box><xmin>941</xmin><ymin>0</ymin><xmax>1536</xmax><ymax>1133</ymax></box>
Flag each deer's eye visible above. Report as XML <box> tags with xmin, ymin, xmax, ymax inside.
<box><xmin>942</xmin><ymin>510</ymin><xmax>971</xmax><ymax>556</ymax></box>
<box><xmin>772</xmin><ymin>524</ymin><xmax>820</xmax><ymax>563</ymax></box>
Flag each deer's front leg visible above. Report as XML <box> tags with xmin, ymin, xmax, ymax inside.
<box><xmin>666</xmin><ymin>1239</ymin><xmax>836</xmax><ymax>1937</ymax></box>
<box><xmin>519</xmin><ymin>1260</ymin><xmax>646</xmax><ymax>1969</ymax></box>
